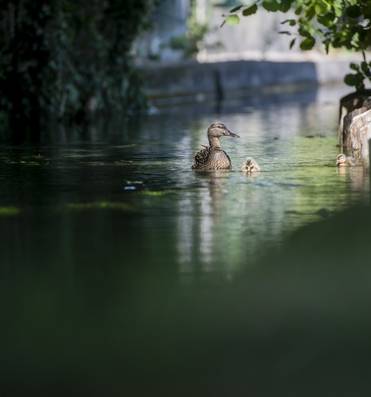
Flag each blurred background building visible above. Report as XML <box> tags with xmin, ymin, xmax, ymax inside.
<box><xmin>134</xmin><ymin>0</ymin><xmax>361</xmax><ymax>110</ymax></box>
<box><xmin>134</xmin><ymin>0</ymin><xmax>317</xmax><ymax>65</ymax></box>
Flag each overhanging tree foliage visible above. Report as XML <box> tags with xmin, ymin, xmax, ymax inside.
<box><xmin>223</xmin><ymin>0</ymin><xmax>371</xmax><ymax>91</ymax></box>
<box><xmin>0</xmin><ymin>0</ymin><xmax>154</xmax><ymax>142</ymax></box>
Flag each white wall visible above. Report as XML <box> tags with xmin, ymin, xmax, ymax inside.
<box><xmin>134</xmin><ymin>0</ymin><xmax>322</xmax><ymax>64</ymax></box>
<box><xmin>198</xmin><ymin>3</ymin><xmax>309</xmax><ymax>62</ymax></box>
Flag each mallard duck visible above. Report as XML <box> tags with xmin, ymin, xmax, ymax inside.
<box><xmin>241</xmin><ymin>158</ymin><xmax>261</xmax><ymax>173</ymax></box>
<box><xmin>336</xmin><ymin>153</ymin><xmax>355</xmax><ymax>167</ymax></box>
<box><xmin>192</xmin><ymin>122</ymin><xmax>239</xmax><ymax>170</ymax></box>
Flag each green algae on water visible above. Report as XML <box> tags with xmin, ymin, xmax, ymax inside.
<box><xmin>66</xmin><ymin>202</ymin><xmax>134</xmax><ymax>212</ymax></box>
<box><xmin>0</xmin><ymin>206</ymin><xmax>21</xmax><ymax>216</ymax></box>
<box><xmin>140</xmin><ymin>190</ymin><xmax>173</xmax><ymax>197</ymax></box>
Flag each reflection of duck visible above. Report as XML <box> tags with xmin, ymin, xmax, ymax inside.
<box><xmin>241</xmin><ymin>158</ymin><xmax>260</xmax><ymax>173</ymax></box>
<box><xmin>336</xmin><ymin>153</ymin><xmax>355</xmax><ymax>167</ymax></box>
<box><xmin>192</xmin><ymin>122</ymin><xmax>239</xmax><ymax>170</ymax></box>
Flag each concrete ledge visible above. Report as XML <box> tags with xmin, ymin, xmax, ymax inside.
<box><xmin>141</xmin><ymin>58</ymin><xmax>351</xmax><ymax>105</ymax></box>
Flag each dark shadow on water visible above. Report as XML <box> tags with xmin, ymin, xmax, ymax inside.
<box><xmin>0</xmin><ymin>84</ymin><xmax>369</xmax><ymax>395</ymax></box>
<box><xmin>1</xmin><ymin>204</ymin><xmax>371</xmax><ymax>396</ymax></box>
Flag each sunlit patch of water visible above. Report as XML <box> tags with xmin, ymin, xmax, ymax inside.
<box><xmin>0</xmin><ymin>88</ymin><xmax>368</xmax><ymax>276</ymax></box>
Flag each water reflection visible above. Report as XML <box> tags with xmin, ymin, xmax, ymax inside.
<box><xmin>337</xmin><ymin>165</ymin><xmax>369</xmax><ymax>193</ymax></box>
<box><xmin>178</xmin><ymin>171</ymin><xmax>229</xmax><ymax>273</ymax></box>
<box><xmin>170</xmin><ymin>88</ymin><xmax>367</xmax><ymax>274</ymax></box>
<box><xmin>0</xmin><ymin>86</ymin><xmax>368</xmax><ymax>278</ymax></box>
<box><xmin>1</xmin><ymin>86</ymin><xmax>370</xmax><ymax>394</ymax></box>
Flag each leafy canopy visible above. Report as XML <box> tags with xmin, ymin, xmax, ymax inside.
<box><xmin>223</xmin><ymin>0</ymin><xmax>371</xmax><ymax>91</ymax></box>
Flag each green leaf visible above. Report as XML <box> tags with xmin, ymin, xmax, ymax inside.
<box><xmin>344</xmin><ymin>72</ymin><xmax>364</xmax><ymax>88</ymax></box>
<box><xmin>346</xmin><ymin>5</ymin><xmax>362</xmax><ymax>18</ymax></box>
<box><xmin>279</xmin><ymin>0</ymin><xmax>292</xmax><ymax>13</ymax></box>
<box><xmin>350</xmin><ymin>63</ymin><xmax>360</xmax><ymax>71</ymax></box>
<box><xmin>289</xmin><ymin>38</ymin><xmax>296</xmax><ymax>49</ymax></box>
<box><xmin>317</xmin><ymin>13</ymin><xmax>335</xmax><ymax>27</ymax></box>
<box><xmin>344</xmin><ymin>74</ymin><xmax>357</xmax><ymax>86</ymax></box>
<box><xmin>225</xmin><ymin>14</ymin><xmax>240</xmax><ymax>25</ymax></box>
<box><xmin>300</xmin><ymin>37</ymin><xmax>315</xmax><ymax>50</ymax></box>
<box><xmin>242</xmin><ymin>4</ymin><xmax>258</xmax><ymax>16</ymax></box>
<box><xmin>305</xmin><ymin>6</ymin><xmax>315</xmax><ymax>20</ymax></box>
<box><xmin>298</xmin><ymin>26</ymin><xmax>311</xmax><ymax>38</ymax></box>
<box><xmin>315</xmin><ymin>0</ymin><xmax>330</xmax><ymax>15</ymax></box>
<box><xmin>364</xmin><ymin>3</ymin><xmax>371</xmax><ymax>19</ymax></box>
<box><xmin>333</xmin><ymin>0</ymin><xmax>343</xmax><ymax>17</ymax></box>
<box><xmin>281</xmin><ymin>19</ymin><xmax>296</xmax><ymax>26</ymax></box>
<box><xmin>230</xmin><ymin>5</ymin><xmax>243</xmax><ymax>13</ymax></box>
<box><xmin>361</xmin><ymin>61</ymin><xmax>370</xmax><ymax>77</ymax></box>
<box><xmin>325</xmin><ymin>41</ymin><xmax>330</xmax><ymax>54</ymax></box>
<box><xmin>295</xmin><ymin>5</ymin><xmax>302</xmax><ymax>15</ymax></box>
<box><xmin>262</xmin><ymin>0</ymin><xmax>279</xmax><ymax>12</ymax></box>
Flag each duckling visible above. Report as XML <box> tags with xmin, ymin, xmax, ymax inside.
<box><xmin>336</xmin><ymin>153</ymin><xmax>355</xmax><ymax>167</ymax></box>
<box><xmin>241</xmin><ymin>158</ymin><xmax>261</xmax><ymax>173</ymax></box>
<box><xmin>192</xmin><ymin>122</ymin><xmax>239</xmax><ymax>170</ymax></box>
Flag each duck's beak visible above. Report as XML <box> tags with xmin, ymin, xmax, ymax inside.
<box><xmin>224</xmin><ymin>127</ymin><xmax>240</xmax><ymax>138</ymax></box>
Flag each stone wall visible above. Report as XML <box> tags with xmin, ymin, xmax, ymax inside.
<box><xmin>141</xmin><ymin>58</ymin><xmax>352</xmax><ymax>107</ymax></box>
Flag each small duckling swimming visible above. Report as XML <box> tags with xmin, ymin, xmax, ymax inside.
<box><xmin>241</xmin><ymin>158</ymin><xmax>261</xmax><ymax>173</ymax></box>
<box><xmin>336</xmin><ymin>153</ymin><xmax>355</xmax><ymax>167</ymax></box>
<box><xmin>192</xmin><ymin>122</ymin><xmax>239</xmax><ymax>170</ymax></box>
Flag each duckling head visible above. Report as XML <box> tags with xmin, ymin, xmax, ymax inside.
<box><xmin>207</xmin><ymin>122</ymin><xmax>239</xmax><ymax>148</ymax></box>
<box><xmin>241</xmin><ymin>158</ymin><xmax>261</xmax><ymax>173</ymax></box>
<box><xmin>336</xmin><ymin>153</ymin><xmax>347</xmax><ymax>167</ymax></box>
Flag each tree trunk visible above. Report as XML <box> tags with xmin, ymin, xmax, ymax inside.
<box><xmin>342</xmin><ymin>107</ymin><xmax>371</xmax><ymax>166</ymax></box>
<box><xmin>338</xmin><ymin>90</ymin><xmax>371</xmax><ymax>142</ymax></box>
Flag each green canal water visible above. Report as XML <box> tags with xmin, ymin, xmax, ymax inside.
<box><xmin>1</xmin><ymin>87</ymin><xmax>370</xmax><ymax>395</ymax></box>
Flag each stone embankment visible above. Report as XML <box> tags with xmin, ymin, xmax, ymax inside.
<box><xmin>342</xmin><ymin>104</ymin><xmax>371</xmax><ymax>166</ymax></box>
<box><xmin>141</xmin><ymin>57</ymin><xmax>353</xmax><ymax>107</ymax></box>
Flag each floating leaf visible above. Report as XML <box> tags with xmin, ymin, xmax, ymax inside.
<box><xmin>66</xmin><ymin>202</ymin><xmax>134</xmax><ymax>211</ymax></box>
<box><xmin>242</xmin><ymin>4</ymin><xmax>258</xmax><ymax>16</ymax></box>
<box><xmin>279</xmin><ymin>31</ymin><xmax>291</xmax><ymax>35</ymax></box>
<box><xmin>141</xmin><ymin>190</ymin><xmax>171</xmax><ymax>197</ymax></box>
<box><xmin>0</xmin><ymin>207</ymin><xmax>20</xmax><ymax>216</ymax></box>
<box><xmin>289</xmin><ymin>38</ymin><xmax>296</xmax><ymax>49</ymax></box>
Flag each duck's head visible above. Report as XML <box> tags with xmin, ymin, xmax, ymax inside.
<box><xmin>336</xmin><ymin>153</ymin><xmax>347</xmax><ymax>167</ymax></box>
<box><xmin>207</xmin><ymin>122</ymin><xmax>239</xmax><ymax>139</ymax></box>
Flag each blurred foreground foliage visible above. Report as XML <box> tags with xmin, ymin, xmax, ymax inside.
<box><xmin>224</xmin><ymin>0</ymin><xmax>371</xmax><ymax>91</ymax></box>
<box><xmin>0</xmin><ymin>0</ymin><xmax>155</xmax><ymax>142</ymax></box>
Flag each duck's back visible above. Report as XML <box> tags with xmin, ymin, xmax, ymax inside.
<box><xmin>192</xmin><ymin>147</ymin><xmax>232</xmax><ymax>170</ymax></box>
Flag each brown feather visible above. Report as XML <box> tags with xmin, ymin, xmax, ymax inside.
<box><xmin>192</xmin><ymin>147</ymin><xmax>232</xmax><ymax>170</ymax></box>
